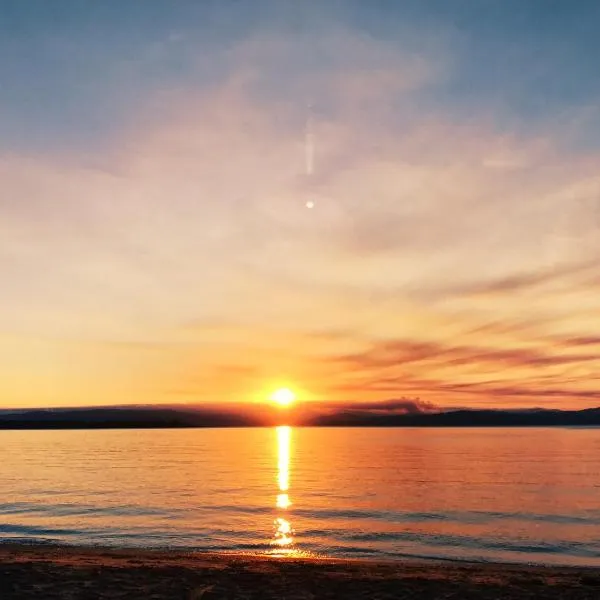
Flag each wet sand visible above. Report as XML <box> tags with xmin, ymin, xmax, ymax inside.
<box><xmin>1</xmin><ymin>544</ymin><xmax>600</xmax><ymax>599</ymax></box>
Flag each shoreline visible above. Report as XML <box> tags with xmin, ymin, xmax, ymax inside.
<box><xmin>1</xmin><ymin>544</ymin><xmax>600</xmax><ymax>599</ymax></box>
<box><xmin>2</xmin><ymin>540</ymin><xmax>600</xmax><ymax>570</ymax></box>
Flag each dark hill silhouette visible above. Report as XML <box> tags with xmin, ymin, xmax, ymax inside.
<box><xmin>308</xmin><ymin>407</ymin><xmax>600</xmax><ymax>427</ymax></box>
<box><xmin>0</xmin><ymin>407</ymin><xmax>262</xmax><ymax>429</ymax></box>
<box><xmin>0</xmin><ymin>405</ymin><xmax>598</xmax><ymax>429</ymax></box>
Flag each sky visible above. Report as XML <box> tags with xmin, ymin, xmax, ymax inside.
<box><xmin>2</xmin><ymin>0</ymin><xmax>600</xmax><ymax>410</ymax></box>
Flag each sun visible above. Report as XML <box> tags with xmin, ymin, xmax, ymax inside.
<box><xmin>270</xmin><ymin>388</ymin><xmax>296</xmax><ymax>407</ymax></box>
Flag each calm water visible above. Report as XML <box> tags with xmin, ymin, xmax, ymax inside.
<box><xmin>1</xmin><ymin>427</ymin><xmax>599</xmax><ymax>566</ymax></box>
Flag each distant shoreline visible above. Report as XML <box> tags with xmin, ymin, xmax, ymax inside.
<box><xmin>1</xmin><ymin>543</ymin><xmax>599</xmax><ymax>599</ymax></box>
<box><xmin>1</xmin><ymin>406</ymin><xmax>599</xmax><ymax>430</ymax></box>
<box><xmin>1</xmin><ymin>424</ymin><xmax>600</xmax><ymax>431</ymax></box>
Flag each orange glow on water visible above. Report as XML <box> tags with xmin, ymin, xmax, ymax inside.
<box><xmin>2</xmin><ymin>429</ymin><xmax>600</xmax><ymax>564</ymax></box>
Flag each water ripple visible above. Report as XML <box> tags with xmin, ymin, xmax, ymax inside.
<box><xmin>1</xmin><ymin>428</ymin><xmax>600</xmax><ymax>567</ymax></box>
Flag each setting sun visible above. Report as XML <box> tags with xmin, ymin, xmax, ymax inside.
<box><xmin>270</xmin><ymin>388</ymin><xmax>296</xmax><ymax>407</ymax></box>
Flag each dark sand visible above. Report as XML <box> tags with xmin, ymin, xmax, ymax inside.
<box><xmin>1</xmin><ymin>545</ymin><xmax>600</xmax><ymax>599</ymax></box>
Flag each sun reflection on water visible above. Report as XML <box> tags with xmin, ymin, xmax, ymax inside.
<box><xmin>271</xmin><ymin>425</ymin><xmax>296</xmax><ymax>554</ymax></box>
<box><xmin>276</xmin><ymin>493</ymin><xmax>291</xmax><ymax>509</ymax></box>
<box><xmin>273</xmin><ymin>516</ymin><xmax>293</xmax><ymax>547</ymax></box>
<box><xmin>277</xmin><ymin>426</ymin><xmax>290</xmax><ymax>493</ymax></box>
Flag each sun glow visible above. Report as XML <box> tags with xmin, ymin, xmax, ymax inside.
<box><xmin>270</xmin><ymin>387</ymin><xmax>296</xmax><ymax>407</ymax></box>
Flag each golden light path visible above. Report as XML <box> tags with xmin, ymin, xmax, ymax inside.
<box><xmin>277</xmin><ymin>425</ymin><xmax>290</xmax><ymax>494</ymax></box>
<box><xmin>272</xmin><ymin>425</ymin><xmax>294</xmax><ymax>551</ymax></box>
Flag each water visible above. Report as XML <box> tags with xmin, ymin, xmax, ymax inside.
<box><xmin>1</xmin><ymin>427</ymin><xmax>599</xmax><ymax>566</ymax></box>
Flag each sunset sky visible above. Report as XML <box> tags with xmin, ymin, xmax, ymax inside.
<box><xmin>2</xmin><ymin>0</ymin><xmax>600</xmax><ymax>410</ymax></box>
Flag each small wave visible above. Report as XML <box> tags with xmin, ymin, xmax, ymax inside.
<box><xmin>200</xmin><ymin>505</ymin><xmax>272</xmax><ymax>516</ymax></box>
<box><xmin>0</xmin><ymin>537</ymin><xmax>60</xmax><ymax>546</ymax></box>
<box><xmin>0</xmin><ymin>524</ymin><xmax>82</xmax><ymax>537</ymax></box>
<box><xmin>0</xmin><ymin>502</ymin><xmax>183</xmax><ymax>518</ymax></box>
<box><xmin>291</xmin><ymin>507</ymin><xmax>600</xmax><ymax>526</ymax></box>
<box><xmin>338</xmin><ymin>529</ymin><xmax>597</xmax><ymax>558</ymax></box>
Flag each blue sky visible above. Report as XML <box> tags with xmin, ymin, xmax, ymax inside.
<box><xmin>2</xmin><ymin>1</ymin><xmax>600</xmax><ymax>153</ymax></box>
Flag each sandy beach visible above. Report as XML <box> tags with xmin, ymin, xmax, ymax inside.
<box><xmin>0</xmin><ymin>545</ymin><xmax>599</xmax><ymax>599</ymax></box>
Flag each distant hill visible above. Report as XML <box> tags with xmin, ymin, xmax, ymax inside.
<box><xmin>0</xmin><ymin>405</ymin><xmax>599</xmax><ymax>429</ymax></box>
<box><xmin>307</xmin><ymin>407</ymin><xmax>600</xmax><ymax>427</ymax></box>
<box><xmin>0</xmin><ymin>407</ymin><xmax>262</xmax><ymax>429</ymax></box>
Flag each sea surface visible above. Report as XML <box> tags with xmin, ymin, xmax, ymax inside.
<box><xmin>1</xmin><ymin>427</ymin><xmax>599</xmax><ymax>566</ymax></box>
